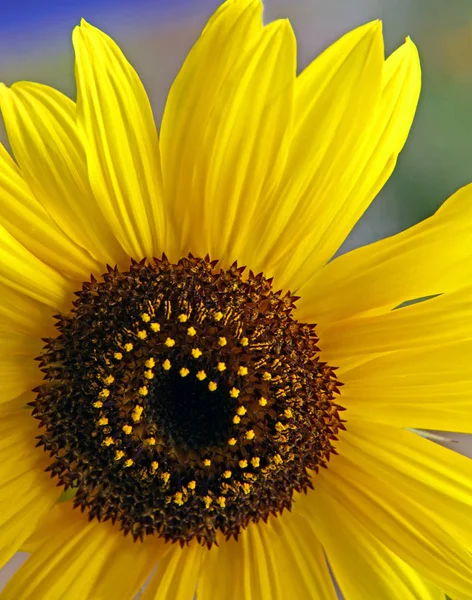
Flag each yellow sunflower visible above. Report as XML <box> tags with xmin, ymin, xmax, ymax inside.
<box><xmin>2</xmin><ymin>0</ymin><xmax>472</xmax><ymax>598</ymax></box>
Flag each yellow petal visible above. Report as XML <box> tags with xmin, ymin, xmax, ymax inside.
<box><xmin>0</xmin><ymin>221</ymin><xmax>72</xmax><ymax>308</ymax></box>
<box><xmin>0</xmin><ymin>407</ymin><xmax>60</xmax><ymax>568</ymax></box>
<box><xmin>0</xmin><ymin>82</ymin><xmax>126</xmax><ymax>272</ymax></box>
<box><xmin>336</xmin><ymin>421</ymin><xmax>472</xmax><ymax>548</ymax></box>
<box><xmin>255</xmin><ymin>21</ymin><xmax>387</xmax><ymax>288</ymax></box>
<box><xmin>4</xmin><ymin>501</ymin><xmax>167</xmax><ymax>600</ymax></box>
<box><xmin>198</xmin><ymin>522</ymin><xmax>283</xmax><ymax>600</ymax></box>
<box><xmin>160</xmin><ymin>0</ymin><xmax>295</xmax><ymax>267</ymax></box>
<box><xmin>141</xmin><ymin>541</ymin><xmax>205</xmax><ymax>600</ymax></box>
<box><xmin>319</xmin><ymin>285</ymin><xmax>472</xmax><ymax>366</ymax></box>
<box><xmin>310</xmin><ymin>454</ymin><xmax>472</xmax><ymax>599</ymax></box>
<box><xmin>0</xmin><ymin>140</ymin><xmax>98</xmax><ymax>281</ymax></box>
<box><xmin>72</xmin><ymin>20</ymin><xmax>167</xmax><ymax>260</ymax></box>
<box><xmin>0</xmin><ymin>352</ymin><xmax>41</xmax><ymax>404</ymax></box>
<box><xmin>296</xmin><ymin>182</ymin><xmax>472</xmax><ymax>324</ymax></box>
<box><xmin>0</xmin><ymin>283</ymin><xmax>55</xmax><ymax>336</ymax></box>
<box><xmin>341</xmin><ymin>340</ymin><xmax>472</xmax><ymax>432</ymax></box>
<box><xmin>298</xmin><ymin>481</ymin><xmax>445</xmax><ymax>599</ymax></box>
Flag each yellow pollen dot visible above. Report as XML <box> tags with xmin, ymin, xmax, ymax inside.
<box><xmin>217</xmin><ymin>362</ymin><xmax>226</xmax><ymax>372</ymax></box>
<box><xmin>274</xmin><ymin>453</ymin><xmax>283</xmax><ymax>465</ymax></box>
<box><xmin>150</xmin><ymin>323</ymin><xmax>160</xmax><ymax>332</ymax></box>
<box><xmin>138</xmin><ymin>386</ymin><xmax>149</xmax><ymax>396</ymax></box>
<box><xmin>165</xmin><ymin>337</ymin><xmax>175</xmax><ymax>347</ymax></box>
<box><xmin>217</xmin><ymin>496</ymin><xmax>226</xmax><ymax>507</ymax></box>
<box><xmin>161</xmin><ymin>472</ymin><xmax>171</xmax><ymax>484</ymax></box>
<box><xmin>122</xmin><ymin>425</ymin><xmax>133</xmax><ymax>435</ymax></box>
<box><xmin>145</xmin><ymin>437</ymin><xmax>156</xmax><ymax>446</ymax></box>
<box><xmin>218</xmin><ymin>337</ymin><xmax>227</xmax><ymax>347</ymax></box>
<box><xmin>239</xmin><ymin>459</ymin><xmax>248</xmax><ymax>469</ymax></box>
<box><xmin>187</xmin><ymin>326</ymin><xmax>197</xmax><ymax>337</ymax></box>
<box><xmin>144</xmin><ymin>370</ymin><xmax>154</xmax><ymax>379</ymax></box>
<box><xmin>98</xmin><ymin>417</ymin><xmax>108</xmax><ymax>426</ymax></box>
<box><xmin>275</xmin><ymin>421</ymin><xmax>286</xmax><ymax>432</ymax></box>
<box><xmin>162</xmin><ymin>359</ymin><xmax>171</xmax><ymax>370</ymax></box>
<box><xmin>188</xmin><ymin>480</ymin><xmax>196</xmax><ymax>490</ymax></box>
<box><xmin>141</xmin><ymin>313</ymin><xmax>151</xmax><ymax>322</ymax></box>
<box><xmin>262</xmin><ymin>372</ymin><xmax>272</xmax><ymax>381</ymax></box>
<box><xmin>93</xmin><ymin>400</ymin><xmax>103</xmax><ymax>408</ymax></box>
<box><xmin>230</xmin><ymin>388</ymin><xmax>240</xmax><ymax>399</ymax></box>
<box><xmin>284</xmin><ymin>408</ymin><xmax>293</xmax><ymax>418</ymax></box>
<box><xmin>103</xmin><ymin>375</ymin><xmax>115</xmax><ymax>385</ymax></box>
<box><xmin>236</xmin><ymin>406</ymin><xmax>247</xmax><ymax>416</ymax></box>
<box><xmin>114</xmin><ymin>352</ymin><xmax>123</xmax><ymax>360</ymax></box>
<box><xmin>223</xmin><ymin>470</ymin><xmax>232</xmax><ymax>479</ymax></box>
<box><xmin>145</xmin><ymin>358</ymin><xmax>155</xmax><ymax>368</ymax></box>
<box><xmin>124</xmin><ymin>343</ymin><xmax>133</xmax><ymax>352</ymax></box>
<box><xmin>203</xmin><ymin>459</ymin><xmax>211</xmax><ymax>467</ymax></box>
<box><xmin>242</xmin><ymin>482</ymin><xmax>251</xmax><ymax>494</ymax></box>
<box><xmin>137</xmin><ymin>330</ymin><xmax>147</xmax><ymax>340</ymax></box>
<box><xmin>196</xmin><ymin>370</ymin><xmax>207</xmax><ymax>381</ymax></box>
<box><xmin>191</xmin><ymin>348</ymin><xmax>202</xmax><ymax>359</ymax></box>
<box><xmin>150</xmin><ymin>461</ymin><xmax>159</xmax><ymax>472</ymax></box>
<box><xmin>102</xmin><ymin>437</ymin><xmax>114</xmax><ymax>446</ymax></box>
<box><xmin>245</xmin><ymin>430</ymin><xmax>255</xmax><ymax>440</ymax></box>
<box><xmin>203</xmin><ymin>496</ymin><xmax>212</xmax><ymax>508</ymax></box>
<box><xmin>179</xmin><ymin>367</ymin><xmax>190</xmax><ymax>377</ymax></box>
<box><xmin>240</xmin><ymin>337</ymin><xmax>249</xmax><ymax>347</ymax></box>
<box><xmin>214</xmin><ymin>311</ymin><xmax>223</xmax><ymax>322</ymax></box>
<box><xmin>174</xmin><ymin>492</ymin><xmax>184</xmax><ymax>505</ymax></box>
<box><xmin>99</xmin><ymin>388</ymin><xmax>110</xmax><ymax>398</ymax></box>
<box><xmin>233</xmin><ymin>415</ymin><xmax>241</xmax><ymax>424</ymax></box>
<box><xmin>237</xmin><ymin>366</ymin><xmax>248</xmax><ymax>376</ymax></box>
<box><xmin>228</xmin><ymin>438</ymin><xmax>237</xmax><ymax>446</ymax></box>
<box><xmin>208</xmin><ymin>381</ymin><xmax>217</xmax><ymax>392</ymax></box>
<box><xmin>132</xmin><ymin>405</ymin><xmax>144</xmax><ymax>422</ymax></box>
<box><xmin>259</xmin><ymin>397</ymin><xmax>268</xmax><ymax>407</ymax></box>
<box><xmin>124</xmin><ymin>458</ymin><xmax>134</xmax><ymax>468</ymax></box>
<box><xmin>114</xmin><ymin>450</ymin><xmax>125</xmax><ymax>461</ymax></box>
<box><xmin>177</xmin><ymin>314</ymin><xmax>188</xmax><ymax>323</ymax></box>
<box><xmin>251</xmin><ymin>457</ymin><xmax>260</xmax><ymax>468</ymax></box>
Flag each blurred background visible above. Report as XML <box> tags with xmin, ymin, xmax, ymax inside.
<box><xmin>1</xmin><ymin>0</ymin><xmax>471</xmax><ymax>594</ymax></box>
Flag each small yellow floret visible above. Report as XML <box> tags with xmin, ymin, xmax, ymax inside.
<box><xmin>284</xmin><ymin>408</ymin><xmax>293</xmax><ymax>418</ymax></box>
<box><xmin>122</xmin><ymin>424</ymin><xmax>133</xmax><ymax>435</ymax></box>
<box><xmin>233</xmin><ymin>415</ymin><xmax>241</xmax><ymax>424</ymax></box>
<box><xmin>237</xmin><ymin>366</ymin><xmax>248</xmax><ymax>376</ymax></box>
<box><xmin>236</xmin><ymin>406</ymin><xmax>247</xmax><ymax>416</ymax></box>
<box><xmin>150</xmin><ymin>461</ymin><xmax>159</xmax><ymax>473</ymax></box>
<box><xmin>180</xmin><ymin>368</ymin><xmax>190</xmax><ymax>377</ymax></box>
<box><xmin>102</xmin><ymin>437</ymin><xmax>114</xmax><ymax>446</ymax></box>
<box><xmin>196</xmin><ymin>370</ymin><xmax>207</xmax><ymax>381</ymax></box>
<box><xmin>177</xmin><ymin>314</ymin><xmax>188</xmax><ymax>323</ymax></box>
<box><xmin>98</xmin><ymin>417</ymin><xmax>108</xmax><ymax>426</ymax></box>
<box><xmin>187</xmin><ymin>326</ymin><xmax>197</xmax><ymax>337</ymax></box>
<box><xmin>144</xmin><ymin>370</ymin><xmax>154</xmax><ymax>379</ymax></box>
<box><xmin>150</xmin><ymin>323</ymin><xmax>160</xmax><ymax>332</ymax></box>
<box><xmin>228</xmin><ymin>438</ymin><xmax>237</xmax><ymax>446</ymax></box>
<box><xmin>103</xmin><ymin>375</ymin><xmax>115</xmax><ymax>385</ymax></box>
<box><xmin>217</xmin><ymin>362</ymin><xmax>226</xmax><ymax>372</ymax></box>
<box><xmin>124</xmin><ymin>458</ymin><xmax>134</xmax><ymax>468</ymax></box>
<box><xmin>273</xmin><ymin>453</ymin><xmax>283</xmax><ymax>465</ymax></box>
<box><xmin>262</xmin><ymin>372</ymin><xmax>272</xmax><ymax>381</ymax></box>
<box><xmin>145</xmin><ymin>358</ymin><xmax>155</xmax><ymax>368</ymax></box>
<box><xmin>223</xmin><ymin>470</ymin><xmax>232</xmax><ymax>479</ymax></box>
<box><xmin>124</xmin><ymin>343</ymin><xmax>133</xmax><ymax>352</ymax></box>
<box><xmin>161</xmin><ymin>472</ymin><xmax>171</xmax><ymax>484</ymax></box>
<box><xmin>203</xmin><ymin>496</ymin><xmax>212</xmax><ymax>508</ymax></box>
<box><xmin>218</xmin><ymin>337</ymin><xmax>227</xmax><ymax>347</ymax></box>
<box><xmin>138</xmin><ymin>386</ymin><xmax>148</xmax><ymax>396</ymax></box>
<box><xmin>93</xmin><ymin>400</ymin><xmax>103</xmax><ymax>408</ymax></box>
<box><xmin>114</xmin><ymin>352</ymin><xmax>123</xmax><ymax>360</ymax></box>
<box><xmin>132</xmin><ymin>405</ymin><xmax>144</xmax><ymax>422</ymax></box>
<box><xmin>188</xmin><ymin>480</ymin><xmax>196</xmax><ymax>490</ymax></box>
<box><xmin>203</xmin><ymin>458</ymin><xmax>211</xmax><ymax>467</ymax></box>
<box><xmin>214</xmin><ymin>311</ymin><xmax>223</xmax><ymax>322</ymax></box>
<box><xmin>239</xmin><ymin>459</ymin><xmax>248</xmax><ymax>469</ymax></box>
<box><xmin>242</xmin><ymin>482</ymin><xmax>251</xmax><ymax>494</ymax></box>
<box><xmin>216</xmin><ymin>496</ymin><xmax>226</xmax><ymax>507</ymax></box>
<box><xmin>99</xmin><ymin>389</ymin><xmax>110</xmax><ymax>398</ymax></box>
<box><xmin>275</xmin><ymin>421</ymin><xmax>286</xmax><ymax>433</ymax></box>
<box><xmin>240</xmin><ymin>337</ymin><xmax>249</xmax><ymax>347</ymax></box>
<box><xmin>145</xmin><ymin>437</ymin><xmax>156</xmax><ymax>446</ymax></box>
<box><xmin>191</xmin><ymin>348</ymin><xmax>202</xmax><ymax>358</ymax></box>
<box><xmin>137</xmin><ymin>330</ymin><xmax>147</xmax><ymax>340</ymax></box>
<box><xmin>208</xmin><ymin>381</ymin><xmax>217</xmax><ymax>392</ymax></box>
<box><xmin>165</xmin><ymin>337</ymin><xmax>175</xmax><ymax>347</ymax></box>
<box><xmin>259</xmin><ymin>397</ymin><xmax>267</xmax><ymax>407</ymax></box>
<box><xmin>230</xmin><ymin>388</ymin><xmax>240</xmax><ymax>398</ymax></box>
<box><xmin>114</xmin><ymin>450</ymin><xmax>125</xmax><ymax>461</ymax></box>
<box><xmin>174</xmin><ymin>492</ymin><xmax>184</xmax><ymax>505</ymax></box>
<box><xmin>162</xmin><ymin>359</ymin><xmax>171</xmax><ymax>370</ymax></box>
<box><xmin>141</xmin><ymin>313</ymin><xmax>151</xmax><ymax>322</ymax></box>
<box><xmin>245</xmin><ymin>430</ymin><xmax>255</xmax><ymax>440</ymax></box>
<box><xmin>251</xmin><ymin>457</ymin><xmax>260</xmax><ymax>468</ymax></box>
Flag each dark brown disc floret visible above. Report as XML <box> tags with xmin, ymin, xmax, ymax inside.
<box><xmin>31</xmin><ymin>255</ymin><xmax>345</xmax><ymax>546</ymax></box>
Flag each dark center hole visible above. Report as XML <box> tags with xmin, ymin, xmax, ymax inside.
<box><xmin>150</xmin><ymin>369</ymin><xmax>236</xmax><ymax>451</ymax></box>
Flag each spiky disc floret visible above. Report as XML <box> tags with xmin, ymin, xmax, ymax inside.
<box><xmin>31</xmin><ymin>255</ymin><xmax>344</xmax><ymax>546</ymax></box>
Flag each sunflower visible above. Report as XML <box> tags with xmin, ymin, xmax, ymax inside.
<box><xmin>2</xmin><ymin>0</ymin><xmax>472</xmax><ymax>598</ymax></box>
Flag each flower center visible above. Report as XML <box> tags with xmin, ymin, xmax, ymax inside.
<box><xmin>32</xmin><ymin>255</ymin><xmax>345</xmax><ymax>546</ymax></box>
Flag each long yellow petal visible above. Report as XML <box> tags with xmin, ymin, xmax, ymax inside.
<box><xmin>0</xmin><ymin>407</ymin><xmax>60</xmax><ymax>568</ymax></box>
<box><xmin>0</xmin><ymin>82</ymin><xmax>126</xmax><ymax>272</ymax></box>
<box><xmin>73</xmin><ymin>20</ymin><xmax>167</xmax><ymax>260</ymax></box>
<box><xmin>3</xmin><ymin>501</ymin><xmax>166</xmax><ymax>600</ymax></box>
<box><xmin>298</xmin><ymin>483</ymin><xmax>445</xmax><ymax>599</ymax></box>
<box><xmin>311</xmin><ymin>454</ymin><xmax>472</xmax><ymax>599</ymax></box>
<box><xmin>296</xmin><ymin>182</ymin><xmax>472</xmax><ymax>324</ymax></box>
<box><xmin>198</xmin><ymin>523</ymin><xmax>283</xmax><ymax>600</ymax></box>
<box><xmin>341</xmin><ymin>340</ymin><xmax>472</xmax><ymax>432</ymax></box>
<box><xmin>0</xmin><ymin>354</ymin><xmax>41</xmax><ymax>404</ymax></box>
<box><xmin>0</xmin><ymin>140</ymin><xmax>98</xmax><ymax>281</ymax></box>
<box><xmin>319</xmin><ymin>285</ymin><xmax>472</xmax><ymax>366</ymax></box>
<box><xmin>0</xmin><ymin>283</ymin><xmax>55</xmax><ymax>336</ymax></box>
<box><xmin>0</xmin><ymin>221</ymin><xmax>72</xmax><ymax>308</ymax></box>
<box><xmin>141</xmin><ymin>542</ymin><xmax>205</xmax><ymax>600</ymax></box>
<box><xmin>160</xmin><ymin>0</ymin><xmax>295</xmax><ymax>269</ymax></box>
